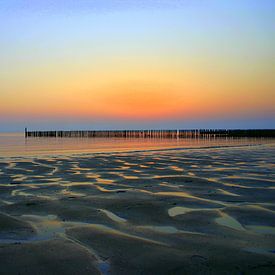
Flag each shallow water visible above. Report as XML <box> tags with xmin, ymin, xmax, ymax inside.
<box><xmin>0</xmin><ymin>132</ymin><xmax>273</xmax><ymax>157</ymax></box>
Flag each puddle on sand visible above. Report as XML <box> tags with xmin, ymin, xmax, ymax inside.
<box><xmin>138</xmin><ymin>225</ymin><xmax>204</xmax><ymax>235</ymax></box>
<box><xmin>122</xmin><ymin>175</ymin><xmax>139</xmax><ymax>179</ymax></box>
<box><xmin>95</xmin><ymin>185</ymin><xmax>118</xmax><ymax>193</ymax></box>
<box><xmin>96</xmin><ymin>178</ymin><xmax>114</xmax><ymax>184</ymax></box>
<box><xmin>85</xmin><ymin>224</ymin><xmax>167</xmax><ymax>246</ymax></box>
<box><xmin>0</xmin><ymin>199</ymin><xmax>13</xmax><ymax>205</ymax></box>
<box><xmin>243</xmin><ymin>247</ymin><xmax>275</xmax><ymax>256</ymax></box>
<box><xmin>86</xmin><ymin>173</ymin><xmax>101</xmax><ymax>179</ymax></box>
<box><xmin>60</xmin><ymin>189</ymin><xmax>86</xmax><ymax>197</ymax></box>
<box><xmin>168</xmin><ymin>207</ymin><xmax>246</xmax><ymax>232</ymax></box>
<box><xmin>99</xmin><ymin>209</ymin><xmax>127</xmax><ymax>223</ymax></box>
<box><xmin>156</xmin><ymin>191</ymin><xmax>198</xmax><ymax>200</ymax></box>
<box><xmin>215</xmin><ymin>212</ymin><xmax>245</xmax><ymax>231</ymax></box>
<box><xmin>11</xmin><ymin>175</ymin><xmax>27</xmax><ymax>182</ymax></box>
<box><xmin>246</xmin><ymin>225</ymin><xmax>275</xmax><ymax>235</ymax></box>
<box><xmin>19</xmin><ymin>215</ymin><xmax>111</xmax><ymax>275</ymax></box>
<box><xmin>21</xmin><ymin>214</ymin><xmax>65</xmax><ymax>240</ymax></box>
<box><xmin>159</xmin><ymin>182</ymin><xmax>179</xmax><ymax>189</ymax></box>
<box><xmin>11</xmin><ymin>189</ymin><xmax>53</xmax><ymax>200</ymax></box>
<box><xmin>168</xmin><ymin>206</ymin><xmax>218</xmax><ymax>217</ymax></box>
<box><xmin>98</xmin><ymin>262</ymin><xmax>110</xmax><ymax>275</ymax></box>
<box><xmin>170</xmin><ymin>166</ymin><xmax>184</xmax><ymax>172</ymax></box>
<box><xmin>217</xmin><ymin>188</ymin><xmax>240</xmax><ymax>197</ymax></box>
<box><xmin>138</xmin><ymin>225</ymin><xmax>179</xmax><ymax>234</ymax></box>
<box><xmin>158</xmin><ymin>191</ymin><xmax>229</xmax><ymax>207</ymax></box>
<box><xmin>19</xmin><ymin>214</ymin><xmax>93</xmax><ymax>240</ymax></box>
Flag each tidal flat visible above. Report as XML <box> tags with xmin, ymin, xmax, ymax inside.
<box><xmin>0</xmin><ymin>144</ymin><xmax>275</xmax><ymax>274</ymax></box>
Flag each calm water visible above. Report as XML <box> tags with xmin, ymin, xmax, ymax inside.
<box><xmin>0</xmin><ymin>132</ymin><xmax>274</xmax><ymax>157</ymax></box>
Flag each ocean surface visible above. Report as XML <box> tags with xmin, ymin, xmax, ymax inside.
<box><xmin>0</xmin><ymin>132</ymin><xmax>274</xmax><ymax>157</ymax></box>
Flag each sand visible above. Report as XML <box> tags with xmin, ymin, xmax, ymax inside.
<box><xmin>0</xmin><ymin>144</ymin><xmax>275</xmax><ymax>274</ymax></box>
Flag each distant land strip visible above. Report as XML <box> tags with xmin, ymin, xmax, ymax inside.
<box><xmin>25</xmin><ymin>129</ymin><xmax>275</xmax><ymax>138</ymax></box>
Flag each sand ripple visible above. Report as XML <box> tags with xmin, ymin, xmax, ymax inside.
<box><xmin>0</xmin><ymin>145</ymin><xmax>274</xmax><ymax>274</ymax></box>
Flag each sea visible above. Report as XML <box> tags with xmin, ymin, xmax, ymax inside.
<box><xmin>0</xmin><ymin>132</ymin><xmax>274</xmax><ymax>157</ymax></box>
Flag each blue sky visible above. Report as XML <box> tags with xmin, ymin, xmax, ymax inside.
<box><xmin>0</xmin><ymin>0</ymin><xmax>274</xmax><ymax>131</ymax></box>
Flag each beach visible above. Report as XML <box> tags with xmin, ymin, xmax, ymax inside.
<box><xmin>0</xmin><ymin>139</ymin><xmax>275</xmax><ymax>274</ymax></box>
<box><xmin>1</xmin><ymin>0</ymin><xmax>274</xmax><ymax>273</ymax></box>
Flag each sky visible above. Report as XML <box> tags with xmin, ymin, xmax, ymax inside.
<box><xmin>0</xmin><ymin>0</ymin><xmax>274</xmax><ymax>131</ymax></box>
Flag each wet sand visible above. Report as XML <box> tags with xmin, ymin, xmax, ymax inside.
<box><xmin>0</xmin><ymin>144</ymin><xmax>275</xmax><ymax>274</ymax></box>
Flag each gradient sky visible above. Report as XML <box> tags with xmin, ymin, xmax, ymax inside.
<box><xmin>0</xmin><ymin>0</ymin><xmax>274</xmax><ymax>131</ymax></box>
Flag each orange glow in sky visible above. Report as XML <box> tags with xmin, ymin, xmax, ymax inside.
<box><xmin>0</xmin><ymin>1</ymin><xmax>274</xmax><ymax>130</ymax></box>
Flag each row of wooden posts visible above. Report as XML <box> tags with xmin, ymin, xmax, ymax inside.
<box><xmin>25</xmin><ymin>129</ymin><xmax>275</xmax><ymax>138</ymax></box>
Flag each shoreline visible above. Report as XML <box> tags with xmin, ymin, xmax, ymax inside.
<box><xmin>0</xmin><ymin>141</ymin><xmax>274</xmax><ymax>159</ymax></box>
<box><xmin>0</xmin><ymin>135</ymin><xmax>274</xmax><ymax>158</ymax></box>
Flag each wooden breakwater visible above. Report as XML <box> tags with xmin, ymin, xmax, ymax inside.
<box><xmin>25</xmin><ymin>129</ymin><xmax>275</xmax><ymax>138</ymax></box>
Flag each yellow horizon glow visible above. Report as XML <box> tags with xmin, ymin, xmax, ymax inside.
<box><xmin>0</xmin><ymin>1</ymin><xmax>274</xmax><ymax>125</ymax></box>
<box><xmin>1</xmin><ymin>57</ymin><xmax>274</xmax><ymax>120</ymax></box>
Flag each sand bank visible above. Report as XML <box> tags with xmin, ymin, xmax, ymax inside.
<box><xmin>0</xmin><ymin>145</ymin><xmax>274</xmax><ymax>274</ymax></box>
